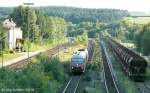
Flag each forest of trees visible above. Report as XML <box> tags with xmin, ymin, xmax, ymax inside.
<box><xmin>37</xmin><ymin>6</ymin><xmax>129</xmax><ymax>23</ymax></box>
<box><xmin>0</xmin><ymin>7</ymin><xmax>13</xmax><ymax>21</ymax></box>
<box><xmin>135</xmin><ymin>23</ymin><xmax>150</xmax><ymax>55</ymax></box>
<box><xmin>67</xmin><ymin>21</ymin><xmax>106</xmax><ymax>38</ymax></box>
<box><xmin>10</xmin><ymin>6</ymin><xmax>67</xmax><ymax>43</ymax></box>
<box><xmin>0</xmin><ymin>6</ymin><xmax>130</xmax><ymax>42</ymax></box>
<box><xmin>0</xmin><ymin>6</ymin><xmax>129</xmax><ymax>23</ymax></box>
<box><xmin>106</xmin><ymin>19</ymin><xmax>150</xmax><ymax>55</ymax></box>
<box><xmin>7</xmin><ymin>6</ymin><xmax>128</xmax><ymax>43</ymax></box>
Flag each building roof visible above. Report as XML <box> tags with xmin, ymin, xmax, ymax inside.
<box><xmin>2</xmin><ymin>19</ymin><xmax>16</xmax><ymax>29</ymax></box>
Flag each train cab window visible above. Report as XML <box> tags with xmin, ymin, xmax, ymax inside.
<box><xmin>71</xmin><ymin>58</ymin><xmax>84</xmax><ymax>63</ymax></box>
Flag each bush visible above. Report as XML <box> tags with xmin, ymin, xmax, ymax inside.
<box><xmin>91</xmin><ymin>63</ymin><xmax>99</xmax><ymax>70</ymax></box>
<box><xmin>42</xmin><ymin>57</ymin><xmax>66</xmax><ymax>82</ymax></box>
<box><xmin>0</xmin><ymin>55</ymin><xmax>67</xmax><ymax>93</ymax></box>
<box><xmin>9</xmin><ymin>50</ymin><xmax>14</xmax><ymax>53</ymax></box>
<box><xmin>83</xmin><ymin>70</ymin><xmax>92</xmax><ymax>81</ymax></box>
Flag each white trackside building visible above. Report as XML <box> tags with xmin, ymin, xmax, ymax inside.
<box><xmin>8</xmin><ymin>27</ymin><xmax>23</xmax><ymax>50</ymax></box>
<box><xmin>2</xmin><ymin>19</ymin><xmax>23</xmax><ymax>51</ymax></box>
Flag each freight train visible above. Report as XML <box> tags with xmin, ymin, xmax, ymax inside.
<box><xmin>106</xmin><ymin>38</ymin><xmax>147</xmax><ymax>81</ymax></box>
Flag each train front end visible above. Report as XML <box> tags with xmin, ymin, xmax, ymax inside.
<box><xmin>71</xmin><ymin>55</ymin><xmax>85</xmax><ymax>73</ymax></box>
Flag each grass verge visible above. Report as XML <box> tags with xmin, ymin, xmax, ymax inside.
<box><xmin>56</xmin><ymin>42</ymin><xmax>87</xmax><ymax>62</ymax></box>
<box><xmin>0</xmin><ymin>53</ymin><xmax>23</xmax><ymax>63</ymax></box>
<box><xmin>77</xmin><ymin>40</ymin><xmax>105</xmax><ymax>93</ymax></box>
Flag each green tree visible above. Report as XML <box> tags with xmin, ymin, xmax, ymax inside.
<box><xmin>0</xmin><ymin>25</ymin><xmax>7</xmax><ymax>51</ymax></box>
<box><xmin>140</xmin><ymin>23</ymin><xmax>150</xmax><ymax>55</ymax></box>
<box><xmin>28</xmin><ymin>10</ymin><xmax>40</xmax><ymax>42</ymax></box>
<box><xmin>10</xmin><ymin>6</ymin><xmax>67</xmax><ymax>44</ymax></box>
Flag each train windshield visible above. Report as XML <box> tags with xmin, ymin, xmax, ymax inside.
<box><xmin>71</xmin><ymin>58</ymin><xmax>84</xmax><ymax>63</ymax></box>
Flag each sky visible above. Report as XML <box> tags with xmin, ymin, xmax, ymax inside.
<box><xmin>0</xmin><ymin>0</ymin><xmax>150</xmax><ymax>12</ymax></box>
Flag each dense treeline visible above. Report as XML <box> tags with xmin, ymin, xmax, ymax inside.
<box><xmin>0</xmin><ymin>6</ymin><xmax>129</xmax><ymax>41</ymax></box>
<box><xmin>10</xmin><ymin>6</ymin><xmax>67</xmax><ymax>43</ymax></box>
<box><xmin>67</xmin><ymin>21</ymin><xmax>105</xmax><ymax>38</ymax></box>
<box><xmin>135</xmin><ymin>23</ymin><xmax>150</xmax><ymax>55</ymax></box>
<box><xmin>37</xmin><ymin>6</ymin><xmax>129</xmax><ymax>23</ymax></box>
<box><xmin>0</xmin><ymin>7</ymin><xmax>13</xmax><ymax>21</ymax></box>
<box><xmin>105</xmin><ymin>20</ymin><xmax>138</xmax><ymax>41</ymax></box>
<box><xmin>0</xmin><ymin>6</ymin><xmax>129</xmax><ymax>24</ymax></box>
<box><xmin>106</xmin><ymin>19</ymin><xmax>150</xmax><ymax>56</ymax></box>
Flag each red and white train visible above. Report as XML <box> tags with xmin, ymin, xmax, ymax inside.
<box><xmin>70</xmin><ymin>49</ymin><xmax>89</xmax><ymax>73</ymax></box>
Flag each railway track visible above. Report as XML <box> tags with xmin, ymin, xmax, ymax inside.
<box><xmin>62</xmin><ymin>75</ymin><xmax>81</xmax><ymax>93</ymax></box>
<box><xmin>136</xmin><ymin>82</ymin><xmax>150</xmax><ymax>93</ymax></box>
<box><xmin>47</xmin><ymin>43</ymin><xmax>68</xmax><ymax>57</ymax></box>
<box><xmin>101</xmin><ymin>40</ymin><xmax>120</xmax><ymax>93</ymax></box>
<box><xmin>61</xmin><ymin>40</ymin><xmax>95</xmax><ymax>93</ymax></box>
<box><xmin>6</xmin><ymin>43</ymin><xmax>69</xmax><ymax>69</ymax></box>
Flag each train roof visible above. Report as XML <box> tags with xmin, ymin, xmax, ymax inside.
<box><xmin>72</xmin><ymin>50</ymin><xmax>88</xmax><ymax>59</ymax></box>
<box><xmin>72</xmin><ymin>54</ymin><xmax>84</xmax><ymax>59</ymax></box>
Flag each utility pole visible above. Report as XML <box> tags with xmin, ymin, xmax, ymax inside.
<box><xmin>0</xmin><ymin>36</ymin><xmax>5</xmax><ymax>68</ymax></box>
<box><xmin>2</xmin><ymin>42</ymin><xmax>3</xmax><ymax>68</ymax></box>
<box><xmin>23</xmin><ymin>3</ymin><xmax>34</xmax><ymax>64</ymax></box>
<box><xmin>0</xmin><ymin>39</ymin><xmax>3</xmax><ymax>68</ymax></box>
<box><xmin>40</xmin><ymin>23</ymin><xmax>43</xmax><ymax>45</ymax></box>
<box><xmin>57</xmin><ymin>23</ymin><xmax>60</xmax><ymax>59</ymax></box>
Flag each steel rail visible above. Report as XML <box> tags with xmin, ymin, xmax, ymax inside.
<box><xmin>62</xmin><ymin>76</ymin><xmax>81</xmax><ymax>93</ymax></box>
<box><xmin>101</xmin><ymin>40</ymin><xmax>120</xmax><ymax>93</ymax></box>
<box><xmin>136</xmin><ymin>82</ymin><xmax>150</xmax><ymax>93</ymax></box>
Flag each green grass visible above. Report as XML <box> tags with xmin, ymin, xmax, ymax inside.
<box><xmin>24</xmin><ymin>38</ymin><xmax>68</xmax><ymax>52</ymax></box>
<box><xmin>146</xmin><ymin>65</ymin><xmax>150</xmax><ymax>82</ymax></box>
<box><xmin>130</xmin><ymin>12</ymin><xmax>150</xmax><ymax>17</ymax></box>
<box><xmin>0</xmin><ymin>53</ymin><xmax>23</xmax><ymax>63</ymax></box>
<box><xmin>124</xmin><ymin>17</ymin><xmax>150</xmax><ymax>24</ymax></box>
<box><xmin>77</xmin><ymin>40</ymin><xmax>104</xmax><ymax>93</ymax></box>
<box><xmin>57</xmin><ymin>43</ymin><xmax>87</xmax><ymax>62</ymax></box>
<box><xmin>0</xmin><ymin>38</ymin><xmax>68</xmax><ymax>63</ymax></box>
